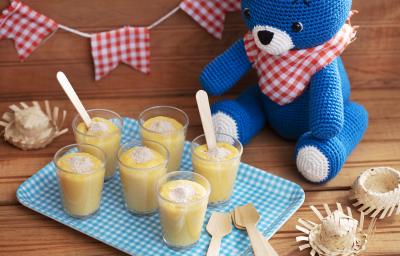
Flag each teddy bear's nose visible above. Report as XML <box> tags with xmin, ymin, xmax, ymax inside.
<box><xmin>257</xmin><ymin>30</ymin><xmax>274</xmax><ymax>45</ymax></box>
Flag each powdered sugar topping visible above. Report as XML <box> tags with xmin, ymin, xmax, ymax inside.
<box><xmin>88</xmin><ymin>121</ymin><xmax>109</xmax><ymax>133</ymax></box>
<box><xmin>168</xmin><ymin>184</ymin><xmax>196</xmax><ymax>203</ymax></box>
<box><xmin>148</xmin><ymin>120</ymin><xmax>175</xmax><ymax>133</ymax></box>
<box><xmin>131</xmin><ymin>146</ymin><xmax>154</xmax><ymax>164</ymax></box>
<box><xmin>206</xmin><ymin>146</ymin><xmax>232</xmax><ymax>160</ymax></box>
<box><xmin>69</xmin><ymin>155</ymin><xmax>94</xmax><ymax>174</ymax></box>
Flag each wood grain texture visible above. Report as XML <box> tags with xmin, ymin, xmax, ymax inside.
<box><xmin>0</xmin><ymin>0</ymin><xmax>399</xmax><ymax>255</ymax></box>
<box><xmin>1</xmin><ymin>191</ymin><xmax>400</xmax><ymax>255</ymax></box>
<box><xmin>0</xmin><ymin>89</ymin><xmax>399</xmax><ymax>255</ymax></box>
<box><xmin>0</xmin><ymin>0</ymin><xmax>399</xmax><ymax>100</ymax></box>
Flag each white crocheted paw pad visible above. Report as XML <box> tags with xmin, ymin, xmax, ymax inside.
<box><xmin>212</xmin><ymin>111</ymin><xmax>239</xmax><ymax>140</ymax></box>
<box><xmin>296</xmin><ymin>146</ymin><xmax>329</xmax><ymax>183</ymax></box>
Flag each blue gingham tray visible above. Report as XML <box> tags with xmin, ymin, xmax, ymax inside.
<box><xmin>17</xmin><ymin>118</ymin><xmax>304</xmax><ymax>256</ymax></box>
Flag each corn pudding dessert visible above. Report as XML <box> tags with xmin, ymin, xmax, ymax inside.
<box><xmin>191</xmin><ymin>134</ymin><xmax>242</xmax><ymax>205</ymax></box>
<box><xmin>74</xmin><ymin>113</ymin><xmax>122</xmax><ymax>180</ymax></box>
<box><xmin>55</xmin><ymin>146</ymin><xmax>105</xmax><ymax>218</ymax></box>
<box><xmin>141</xmin><ymin>115</ymin><xmax>186</xmax><ymax>172</ymax></box>
<box><xmin>157</xmin><ymin>172</ymin><xmax>210</xmax><ymax>248</ymax></box>
<box><xmin>118</xmin><ymin>142</ymin><xmax>168</xmax><ymax>214</ymax></box>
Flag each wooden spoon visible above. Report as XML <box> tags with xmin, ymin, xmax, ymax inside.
<box><xmin>234</xmin><ymin>204</ymin><xmax>279</xmax><ymax>256</ymax></box>
<box><xmin>56</xmin><ymin>71</ymin><xmax>92</xmax><ymax>128</ymax></box>
<box><xmin>206</xmin><ymin>212</ymin><xmax>232</xmax><ymax>256</ymax></box>
<box><xmin>232</xmin><ymin>211</ymin><xmax>279</xmax><ymax>256</ymax></box>
<box><xmin>195</xmin><ymin>90</ymin><xmax>217</xmax><ymax>150</ymax></box>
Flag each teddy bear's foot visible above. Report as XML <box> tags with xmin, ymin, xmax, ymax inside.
<box><xmin>295</xmin><ymin>133</ymin><xmax>347</xmax><ymax>183</ymax></box>
<box><xmin>212</xmin><ymin>111</ymin><xmax>239</xmax><ymax>139</ymax></box>
<box><xmin>211</xmin><ymin>85</ymin><xmax>266</xmax><ymax>144</ymax></box>
<box><xmin>295</xmin><ymin>102</ymin><xmax>368</xmax><ymax>183</ymax></box>
<box><xmin>296</xmin><ymin>146</ymin><xmax>329</xmax><ymax>182</ymax></box>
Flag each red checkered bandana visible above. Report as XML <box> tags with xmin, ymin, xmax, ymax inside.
<box><xmin>244</xmin><ymin>23</ymin><xmax>356</xmax><ymax>106</ymax></box>
<box><xmin>91</xmin><ymin>27</ymin><xmax>150</xmax><ymax>80</ymax></box>
<box><xmin>180</xmin><ymin>0</ymin><xmax>241</xmax><ymax>39</ymax></box>
<box><xmin>0</xmin><ymin>0</ymin><xmax>58</xmax><ymax>61</ymax></box>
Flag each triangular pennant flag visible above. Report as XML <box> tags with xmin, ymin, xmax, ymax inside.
<box><xmin>0</xmin><ymin>0</ymin><xmax>58</xmax><ymax>61</ymax></box>
<box><xmin>91</xmin><ymin>26</ymin><xmax>151</xmax><ymax>80</ymax></box>
<box><xmin>180</xmin><ymin>0</ymin><xmax>241</xmax><ymax>39</ymax></box>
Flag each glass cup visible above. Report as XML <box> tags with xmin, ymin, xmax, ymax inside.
<box><xmin>157</xmin><ymin>171</ymin><xmax>210</xmax><ymax>249</ymax></box>
<box><xmin>72</xmin><ymin>109</ymin><xmax>123</xmax><ymax>181</ymax></box>
<box><xmin>54</xmin><ymin>144</ymin><xmax>106</xmax><ymax>218</ymax></box>
<box><xmin>117</xmin><ymin>140</ymin><xmax>169</xmax><ymax>215</ymax></box>
<box><xmin>139</xmin><ymin>106</ymin><xmax>189</xmax><ymax>172</ymax></box>
<box><xmin>191</xmin><ymin>133</ymin><xmax>243</xmax><ymax>206</ymax></box>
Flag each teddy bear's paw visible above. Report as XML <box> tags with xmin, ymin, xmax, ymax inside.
<box><xmin>212</xmin><ymin>111</ymin><xmax>239</xmax><ymax>140</ymax></box>
<box><xmin>296</xmin><ymin>145</ymin><xmax>330</xmax><ymax>183</ymax></box>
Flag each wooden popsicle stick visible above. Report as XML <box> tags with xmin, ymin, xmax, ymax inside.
<box><xmin>56</xmin><ymin>72</ymin><xmax>91</xmax><ymax>127</ymax></box>
<box><xmin>206</xmin><ymin>234</ymin><xmax>222</xmax><ymax>256</ymax></box>
<box><xmin>195</xmin><ymin>90</ymin><xmax>217</xmax><ymax>150</ymax></box>
<box><xmin>206</xmin><ymin>212</ymin><xmax>232</xmax><ymax>256</ymax></box>
<box><xmin>234</xmin><ymin>204</ymin><xmax>279</xmax><ymax>256</ymax></box>
<box><xmin>250</xmin><ymin>226</ymin><xmax>279</xmax><ymax>256</ymax></box>
<box><xmin>258</xmin><ymin>232</ymin><xmax>279</xmax><ymax>256</ymax></box>
<box><xmin>246</xmin><ymin>223</ymin><xmax>272</xmax><ymax>256</ymax></box>
<box><xmin>232</xmin><ymin>210</ymin><xmax>279</xmax><ymax>255</ymax></box>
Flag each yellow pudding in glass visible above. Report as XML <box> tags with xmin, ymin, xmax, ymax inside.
<box><xmin>118</xmin><ymin>140</ymin><xmax>168</xmax><ymax>215</ymax></box>
<box><xmin>141</xmin><ymin>116</ymin><xmax>184</xmax><ymax>172</ymax></box>
<box><xmin>157</xmin><ymin>171</ymin><xmax>210</xmax><ymax>248</ymax></box>
<box><xmin>54</xmin><ymin>144</ymin><xmax>106</xmax><ymax>218</ymax></box>
<box><xmin>73</xmin><ymin>110</ymin><xmax>123</xmax><ymax>180</ymax></box>
<box><xmin>139</xmin><ymin>106</ymin><xmax>188</xmax><ymax>172</ymax></box>
<box><xmin>191</xmin><ymin>134</ymin><xmax>243</xmax><ymax>205</ymax></box>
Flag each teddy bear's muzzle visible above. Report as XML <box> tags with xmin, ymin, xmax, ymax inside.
<box><xmin>257</xmin><ymin>30</ymin><xmax>274</xmax><ymax>45</ymax></box>
<box><xmin>252</xmin><ymin>25</ymin><xmax>294</xmax><ymax>55</ymax></box>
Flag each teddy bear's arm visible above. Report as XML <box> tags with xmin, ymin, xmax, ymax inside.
<box><xmin>309</xmin><ymin>60</ymin><xmax>344</xmax><ymax>140</ymax></box>
<box><xmin>200</xmin><ymin>39</ymin><xmax>252</xmax><ymax>96</ymax></box>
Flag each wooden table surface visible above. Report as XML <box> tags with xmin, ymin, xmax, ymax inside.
<box><xmin>1</xmin><ymin>92</ymin><xmax>399</xmax><ymax>256</ymax></box>
<box><xmin>1</xmin><ymin>0</ymin><xmax>400</xmax><ymax>255</ymax></box>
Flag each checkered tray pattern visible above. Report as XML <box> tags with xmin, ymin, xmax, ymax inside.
<box><xmin>17</xmin><ymin>118</ymin><xmax>305</xmax><ymax>256</ymax></box>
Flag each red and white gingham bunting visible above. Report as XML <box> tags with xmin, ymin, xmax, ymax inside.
<box><xmin>0</xmin><ymin>0</ymin><xmax>58</xmax><ymax>61</ymax></box>
<box><xmin>180</xmin><ymin>0</ymin><xmax>241</xmax><ymax>39</ymax></box>
<box><xmin>0</xmin><ymin>0</ymin><xmax>244</xmax><ymax>80</ymax></box>
<box><xmin>91</xmin><ymin>27</ymin><xmax>150</xmax><ymax>80</ymax></box>
<box><xmin>244</xmin><ymin>23</ymin><xmax>356</xmax><ymax>106</ymax></box>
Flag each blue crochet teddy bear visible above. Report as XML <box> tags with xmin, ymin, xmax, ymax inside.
<box><xmin>200</xmin><ymin>0</ymin><xmax>368</xmax><ymax>183</ymax></box>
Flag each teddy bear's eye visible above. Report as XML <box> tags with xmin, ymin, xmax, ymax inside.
<box><xmin>292</xmin><ymin>22</ymin><xmax>303</xmax><ymax>32</ymax></box>
<box><xmin>243</xmin><ymin>8</ymin><xmax>251</xmax><ymax>19</ymax></box>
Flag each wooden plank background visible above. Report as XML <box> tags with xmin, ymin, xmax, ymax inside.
<box><xmin>0</xmin><ymin>0</ymin><xmax>399</xmax><ymax>100</ymax></box>
<box><xmin>0</xmin><ymin>0</ymin><xmax>400</xmax><ymax>255</ymax></box>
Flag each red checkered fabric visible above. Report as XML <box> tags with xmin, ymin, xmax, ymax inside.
<box><xmin>244</xmin><ymin>24</ymin><xmax>356</xmax><ymax>106</ymax></box>
<box><xmin>0</xmin><ymin>0</ymin><xmax>58</xmax><ymax>61</ymax></box>
<box><xmin>91</xmin><ymin>27</ymin><xmax>150</xmax><ymax>80</ymax></box>
<box><xmin>180</xmin><ymin>0</ymin><xmax>241</xmax><ymax>39</ymax></box>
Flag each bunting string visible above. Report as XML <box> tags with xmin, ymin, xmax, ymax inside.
<box><xmin>58</xmin><ymin>24</ymin><xmax>92</xmax><ymax>38</ymax></box>
<box><xmin>0</xmin><ymin>0</ymin><xmax>241</xmax><ymax>80</ymax></box>
<box><xmin>147</xmin><ymin>6</ymin><xmax>182</xmax><ymax>30</ymax></box>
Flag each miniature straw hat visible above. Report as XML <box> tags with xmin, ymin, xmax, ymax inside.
<box><xmin>296</xmin><ymin>203</ymin><xmax>375</xmax><ymax>256</ymax></box>
<box><xmin>350</xmin><ymin>167</ymin><xmax>400</xmax><ymax>219</ymax></box>
<box><xmin>0</xmin><ymin>101</ymin><xmax>68</xmax><ymax>150</ymax></box>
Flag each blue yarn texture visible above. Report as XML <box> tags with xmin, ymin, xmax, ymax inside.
<box><xmin>199</xmin><ymin>0</ymin><xmax>368</xmax><ymax>183</ymax></box>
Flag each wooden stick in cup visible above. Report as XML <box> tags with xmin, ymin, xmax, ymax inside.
<box><xmin>56</xmin><ymin>71</ymin><xmax>92</xmax><ymax>128</ymax></box>
<box><xmin>195</xmin><ymin>90</ymin><xmax>217</xmax><ymax>150</ymax></box>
